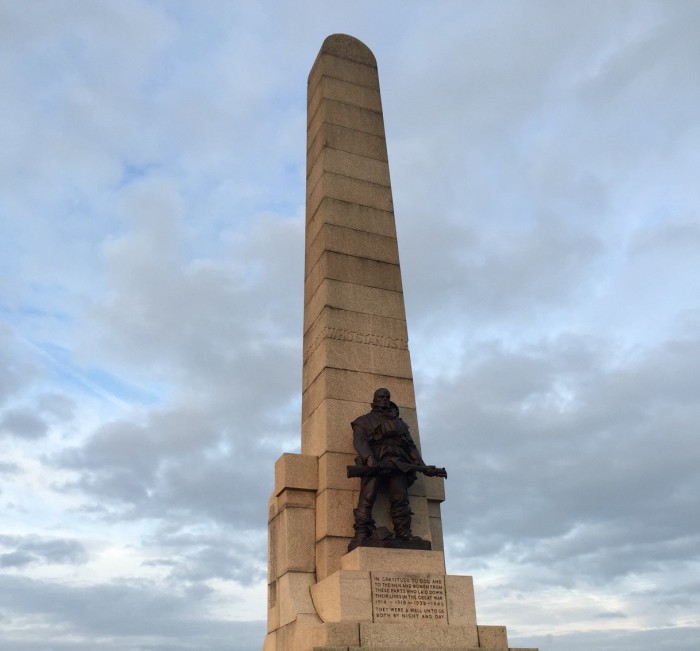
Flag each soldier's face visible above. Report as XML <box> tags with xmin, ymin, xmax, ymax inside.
<box><xmin>374</xmin><ymin>389</ymin><xmax>390</xmax><ymax>407</ymax></box>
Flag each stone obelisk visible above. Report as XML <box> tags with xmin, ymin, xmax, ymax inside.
<box><xmin>303</xmin><ymin>32</ymin><xmax>446</xmax><ymax>574</ymax></box>
<box><xmin>264</xmin><ymin>34</ymin><xmax>537</xmax><ymax>651</ymax></box>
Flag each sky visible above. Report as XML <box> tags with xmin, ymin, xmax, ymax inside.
<box><xmin>1</xmin><ymin>1</ymin><xmax>699</xmax><ymax>650</ymax></box>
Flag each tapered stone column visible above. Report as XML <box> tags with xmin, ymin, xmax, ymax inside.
<box><xmin>303</xmin><ymin>34</ymin><xmax>445</xmax><ymax>583</ymax></box>
<box><xmin>264</xmin><ymin>34</ymin><xmax>537</xmax><ymax>651</ymax></box>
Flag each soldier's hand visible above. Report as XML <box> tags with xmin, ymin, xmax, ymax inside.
<box><xmin>420</xmin><ymin>465</ymin><xmax>448</xmax><ymax>478</ymax></box>
<box><xmin>366</xmin><ymin>456</ymin><xmax>378</xmax><ymax>468</ymax></box>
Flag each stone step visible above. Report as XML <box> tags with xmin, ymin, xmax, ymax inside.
<box><xmin>313</xmin><ymin>648</ymin><xmax>536</xmax><ymax>651</ymax></box>
<box><xmin>313</xmin><ymin>647</ymin><xmax>484</xmax><ymax>651</ymax></box>
<box><xmin>312</xmin><ymin>647</ymin><xmax>487</xmax><ymax>651</ymax></box>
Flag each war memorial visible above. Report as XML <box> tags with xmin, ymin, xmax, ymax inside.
<box><xmin>264</xmin><ymin>34</ymin><xmax>537</xmax><ymax>651</ymax></box>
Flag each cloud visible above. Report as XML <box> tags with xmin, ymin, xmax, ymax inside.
<box><xmin>519</xmin><ymin>626</ymin><xmax>700</xmax><ymax>651</ymax></box>
<box><xmin>0</xmin><ymin>535</ymin><xmax>87</xmax><ymax>567</ymax></box>
<box><xmin>36</xmin><ymin>393</ymin><xmax>76</xmax><ymax>421</ymax></box>
<box><xmin>0</xmin><ymin>387</ymin><xmax>75</xmax><ymax>441</ymax></box>
<box><xmin>57</xmin><ymin>410</ymin><xmax>280</xmax><ymax>529</ymax></box>
<box><xmin>401</xmin><ymin>213</ymin><xmax>604</xmax><ymax>330</ymax></box>
<box><xmin>0</xmin><ymin>325</ymin><xmax>43</xmax><ymax>407</ymax></box>
<box><xmin>143</xmin><ymin>523</ymin><xmax>266</xmax><ymax>585</ymax></box>
<box><xmin>0</xmin><ymin>461</ymin><xmax>21</xmax><ymax>475</ymax></box>
<box><xmin>0</xmin><ymin>574</ymin><xmax>264</xmax><ymax>650</ymax></box>
<box><xmin>0</xmin><ymin>408</ymin><xmax>48</xmax><ymax>440</ymax></box>
<box><xmin>428</xmin><ymin>331</ymin><xmax>700</xmax><ymax>590</ymax></box>
<box><xmin>79</xmin><ymin>178</ymin><xmax>303</xmax><ymax>385</ymax></box>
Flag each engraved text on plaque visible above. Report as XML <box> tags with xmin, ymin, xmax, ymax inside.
<box><xmin>371</xmin><ymin>573</ymin><xmax>447</xmax><ymax>622</ymax></box>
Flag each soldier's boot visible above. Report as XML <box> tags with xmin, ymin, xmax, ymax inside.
<box><xmin>391</xmin><ymin>503</ymin><xmax>425</xmax><ymax>542</ymax></box>
<box><xmin>348</xmin><ymin>508</ymin><xmax>376</xmax><ymax>551</ymax></box>
<box><xmin>391</xmin><ymin>503</ymin><xmax>419</xmax><ymax>540</ymax></box>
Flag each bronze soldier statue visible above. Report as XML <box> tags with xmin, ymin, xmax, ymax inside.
<box><xmin>347</xmin><ymin>388</ymin><xmax>446</xmax><ymax>551</ymax></box>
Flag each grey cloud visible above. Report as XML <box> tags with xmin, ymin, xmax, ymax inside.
<box><xmin>461</xmin><ymin>221</ymin><xmax>603</xmax><ymax>314</ymax></box>
<box><xmin>0</xmin><ymin>461</ymin><xmax>21</xmax><ymax>475</ymax></box>
<box><xmin>154</xmin><ymin>451</ymin><xmax>277</xmax><ymax>526</ymax></box>
<box><xmin>401</xmin><ymin>214</ymin><xmax>604</xmax><ymax>331</ymax></box>
<box><xmin>56</xmin><ymin>400</ymin><xmax>283</xmax><ymax>529</ymax></box>
<box><xmin>0</xmin><ymin>551</ymin><xmax>35</xmax><ymax>568</ymax></box>
<box><xmin>594</xmin><ymin>611</ymin><xmax>627</xmax><ymax>619</ymax></box>
<box><xmin>144</xmin><ymin>524</ymin><xmax>266</xmax><ymax>585</ymax></box>
<box><xmin>49</xmin><ymin>183</ymin><xmax>303</xmax><ymax>527</ymax></box>
<box><xmin>0</xmin><ymin>535</ymin><xmax>87</xmax><ymax>567</ymax></box>
<box><xmin>37</xmin><ymin>392</ymin><xmax>76</xmax><ymax>421</ymax></box>
<box><xmin>630</xmin><ymin>220</ymin><xmax>700</xmax><ymax>257</ymax></box>
<box><xmin>573</xmin><ymin>4</ymin><xmax>700</xmax><ymax>133</ymax></box>
<box><xmin>388</xmin><ymin>2</ymin><xmax>700</xmax><ymax>345</ymax></box>
<box><xmin>0</xmin><ymin>574</ymin><xmax>264</xmax><ymax>650</ymax></box>
<box><xmin>0</xmin><ymin>0</ymin><xmax>177</xmax><ymax>188</ymax></box>
<box><xmin>0</xmin><ymin>325</ymin><xmax>42</xmax><ymax>407</ymax></box>
<box><xmin>640</xmin><ymin>578</ymin><xmax>700</xmax><ymax>608</ymax></box>
<box><xmin>518</xmin><ymin>626</ymin><xmax>700</xmax><ymax>651</ymax></box>
<box><xmin>82</xmin><ymin>180</ymin><xmax>303</xmax><ymax>392</ymax></box>
<box><xmin>167</xmin><ymin>544</ymin><xmax>265</xmax><ymax>584</ymax></box>
<box><xmin>428</xmin><ymin>332</ymin><xmax>700</xmax><ymax>583</ymax></box>
<box><xmin>0</xmin><ymin>407</ymin><xmax>48</xmax><ymax>439</ymax></box>
<box><xmin>0</xmin><ymin>392</ymin><xmax>75</xmax><ymax>440</ymax></box>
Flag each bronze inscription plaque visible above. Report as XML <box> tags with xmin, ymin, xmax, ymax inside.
<box><xmin>371</xmin><ymin>573</ymin><xmax>447</xmax><ymax>622</ymax></box>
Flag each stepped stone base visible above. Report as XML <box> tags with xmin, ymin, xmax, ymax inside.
<box><xmin>264</xmin><ymin>548</ymin><xmax>536</xmax><ymax>651</ymax></box>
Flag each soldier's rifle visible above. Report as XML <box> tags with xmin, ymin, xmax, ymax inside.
<box><xmin>346</xmin><ymin>463</ymin><xmax>447</xmax><ymax>479</ymax></box>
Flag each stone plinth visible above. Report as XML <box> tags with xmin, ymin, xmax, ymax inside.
<box><xmin>310</xmin><ymin>549</ymin><xmax>475</xmax><ymax>634</ymax></box>
<box><xmin>266</xmin><ymin>545</ymin><xmax>522</xmax><ymax>651</ymax></box>
<box><xmin>341</xmin><ymin>547</ymin><xmax>446</xmax><ymax>574</ymax></box>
